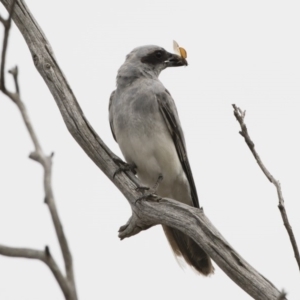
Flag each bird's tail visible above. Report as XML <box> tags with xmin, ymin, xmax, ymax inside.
<box><xmin>163</xmin><ymin>225</ymin><xmax>214</xmax><ymax>276</ymax></box>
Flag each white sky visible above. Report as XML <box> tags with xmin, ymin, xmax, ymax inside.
<box><xmin>0</xmin><ymin>0</ymin><xmax>300</xmax><ymax>299</ymax></box>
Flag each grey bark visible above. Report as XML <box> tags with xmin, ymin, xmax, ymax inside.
<box><xmin>0</xmin><ymin>0</ymin><xmax>286</xmax><ymax>299</ymax></box>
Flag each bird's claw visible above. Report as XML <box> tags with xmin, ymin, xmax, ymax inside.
<box><xmin>135</xmin><ymin>174</ymin><xmax>163</xmax><ymax>203</ymax></box>
<box><xmin>135</xmin><ymin>186</ymin><xmax>150</xmax><ymax>193</ymax></box>
<box><xmin>135</xmin><ymin>191</ymin><xmax>161</xmax><ymax>203</ymax></box>
<box><xmin>135</xmin><ymin>185</ymin><xmax>151</xmax><ymax>203</ymax></box>
<box><xmin>113</xmin><ymin>158</ymin><xmax>136</xmax><ymax>179</ymax></box>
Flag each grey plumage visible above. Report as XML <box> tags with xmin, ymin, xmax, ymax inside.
<box><xmin>109</xmin><ymin>45</ymin><xmax>214</xmax><ymax>275</ymax></box>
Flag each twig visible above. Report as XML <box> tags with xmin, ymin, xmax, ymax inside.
<box><xmin>8</xmin><ymin>65</ymin><xmax>19</xmax><ymax>93</ymax></box>
<box><xmin>0</xmin><ymin>3</ymin><xmax>77</xmax><ymax>300</ymax></box>
<box><xmin>278</xmin><ymin>290</ymin><xmax>287</xmax><ymax>300</ymax></box>
<box><xmin>232</xmin><ymin>104</ymin><xmax>300</xmax><ymax>272</ymax></box>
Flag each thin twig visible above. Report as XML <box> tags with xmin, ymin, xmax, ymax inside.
<box><xmin>232</xmin><ymin>104</ymin><xmax>300</xmax><ymax>272</ymax></box>
<box><xmin>0</xmin><ymin>3</ymin><xmax>77</xmax><ymax>299</ymax></box>
<box><xmin>8</xmin><ymin>65</ymin><xmax>19</xmax><ymax>93</ymax></box>
<box><xmin>278</xmin><ymin>290</ymin><xmax>287</xmax><ymax>300</ymax></box>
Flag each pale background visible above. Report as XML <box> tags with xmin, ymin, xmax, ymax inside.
<box><xmin>0</xmin><ymin>0</ymin><xmax>300</xmax><ymax>299</ymax></box>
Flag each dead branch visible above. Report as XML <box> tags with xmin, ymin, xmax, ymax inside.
<box><xmin>232</xmin><ymin>104</ymin><xmax>300</xmax><ymax>272</ymax></box>
<box><xmin>0</xmin><ymin>3</ymin><xmax>77</xmax><ymax>300</ymax></box>
<box><xmin>0</xmin><ymin>244</ymin><xmax>70</xmax><ymax>298</ymax></box>
<box><xmin>0</xmin><ymin>0</ymin><xmax>288</xmax><ymax>299</ymax></box>
<box><xmin>0</xmin><ymin>0</ymin><xmax>16</xmax><ymax>97</ymax></box>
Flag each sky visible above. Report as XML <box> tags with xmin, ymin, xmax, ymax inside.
<box><xmin>0</xmin><ymin>0</ymin><xmax>300</xmax><ymax>299</ymax></box>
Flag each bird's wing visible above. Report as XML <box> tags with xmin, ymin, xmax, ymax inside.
<box><xmin>157</xmin><ymin>90</ymin><xmax>199</xmax><ymax>208</ymax></box>
<box><xmin>108</xmin><ymin>90</ymin><xmax>117</xmax><ymax>142</ymax></box>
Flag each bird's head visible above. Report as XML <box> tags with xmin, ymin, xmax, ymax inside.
<box><xmin>118</xmin><ymin>45</ymin><xmax>187</xmax><ymax>82</ymax></box>
<box><xmin>138</xmin><ymin>45</ymin><xmax>187</xmax><ymax>67</ymax></box>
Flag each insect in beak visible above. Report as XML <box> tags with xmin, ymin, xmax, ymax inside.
<box><xmin>173</xmin><ymin>40</ymin><xmax>187</xmax><ymax>59</ymax></box>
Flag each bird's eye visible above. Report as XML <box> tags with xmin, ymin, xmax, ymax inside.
<box><xmin>155</xmin><ymin>51</ymin><xmax>163</xmax><ymax>58</ymax></box>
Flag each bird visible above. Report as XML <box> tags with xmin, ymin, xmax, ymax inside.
<box><xmin>109</xmin><ymin>45</ymin><xmax>214</xmax><ymax>276</ymax></box>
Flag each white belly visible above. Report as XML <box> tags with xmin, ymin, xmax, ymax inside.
<box><xmin>116</xmin><ymin>122</ymin><xmax>192</xmax><ymax>205</ymax></box>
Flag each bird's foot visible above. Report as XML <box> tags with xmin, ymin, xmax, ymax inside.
<box><xmin>113</xmin><ymin>158</ymin><xmax>136</xmax><ymax>178</ymax></box>
<box><xmin>135</xmin><ymin>174</ymin><xmax>163</xmax><ymax>203</ymax></box>
<box><xmin>135</xmin><ymin>186</ymin><xmax>150</xmax><ymax>193</ymax></box>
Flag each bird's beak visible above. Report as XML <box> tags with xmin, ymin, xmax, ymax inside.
<box><xmin>164</xmin><ymin>52</ymin><xmax>188</xmax><ymax>67</ymax></box>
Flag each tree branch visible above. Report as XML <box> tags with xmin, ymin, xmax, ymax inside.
<box><xmin>232</xmin><ymin>104</ymin><xmax>300</xmax><ymax>272</ymax></box>
<box><xmin>0</xmin><ymin>0</ymin><xmax>287</xmax><ymax>298</ymax></box>
<box><xmin>0</xmin><ymin>3</ymin><xmax>77</xmax><ymax>300</ymax></box>
<box><xmin>0</xmin><ymin>0</ymin><xmax>17</xmax><ymax>98</ymax></box>
<box><xmin>0</xmin><ymin>244</ymin><xmax>70</xmax><ymax>299</ymax></box>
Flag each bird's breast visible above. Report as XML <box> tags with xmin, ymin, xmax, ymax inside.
<box><xmin>113</xmin><ymin>92</ymin><xmax>183</xmax><ymax>190</ymax></box>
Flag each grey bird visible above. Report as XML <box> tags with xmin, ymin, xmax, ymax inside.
<box><xmin>109</xmin><ymin>45</ymin><xmax>214</xmax><ymax>275</ymax></box>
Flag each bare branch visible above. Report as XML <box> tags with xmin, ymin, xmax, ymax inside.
<box><xmin>232</xmin><ymin>104</ymin><xmax>300</xmax><ymax>272</ymax></box>
<box><xmin>0</xmin><ymin>3</ymin><xmax>77</xmax><ymax>299</ymax></box>
<box><xmin>0</xmin><ymin>0</ymin><xmax>16</xmax><ymax>93</ymax></box>
<box><xmin>120</xmin><ymin>198</ymin><xmax>285</xmax><ymax>300</ymax></box>
<box><xmin>0</xmin><ymin>244</ymin><xmax>71</xmax><ymax>299</ymax></box>
<box><xmin>28</xmin><ymin>150</ymin><xmax>77</xmax><ymax>293</ymax></box>
<box><xmin>0</xmin><ymin>0</ymin><xmax>288</xmax><ymax>298</ymax></box>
